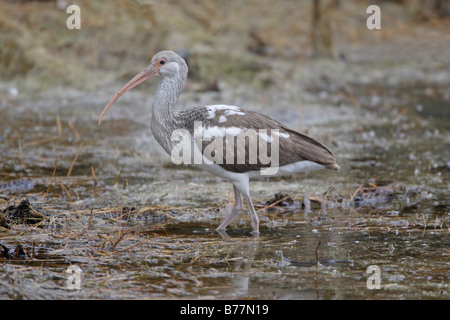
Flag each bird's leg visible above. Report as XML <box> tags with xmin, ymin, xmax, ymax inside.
<box><xmin>221</xmin><ymin>184</ymin><xmax>243</xmax><ymax>216</ymax></box>
<box><xmin>217</xmin><ymin>185</ymin><xmax>243</xmax><ymax>231</ymax></box>
<box><xmin>216</xmin><ymin>178</ymin><xmax>259</xmax><ymax>236</ymax></box>
<box><xmin>241</xmin><ymin>193</ymin><xmax>260</xmax><ymax>236</ymax></box>
<box><xmin>230</xmin><ymin>184</ymin><xmax>243</xmax><ymax>214</ymax></box>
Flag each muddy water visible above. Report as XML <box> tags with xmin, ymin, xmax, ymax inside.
<box><xmin>0</xmin><ymin>69</ymin><xmax>449</xmax><ymax>299</ymax></box>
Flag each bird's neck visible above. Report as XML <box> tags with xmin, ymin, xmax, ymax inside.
<box><xmin>151</xmin><ymin>75</ymin><xmax>185</xmax><ymax>154</ymax></box>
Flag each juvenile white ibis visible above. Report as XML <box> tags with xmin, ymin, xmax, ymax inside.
<box><xmin>98</xmin><ymin>50</ymin><xmax>339</xmax><ymax>235</ymax></box>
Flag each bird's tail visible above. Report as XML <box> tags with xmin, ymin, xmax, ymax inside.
<box><xmin>326</xmin><ymin>162</ymin><xmax>340</xmax><ymax>171</ymax></box>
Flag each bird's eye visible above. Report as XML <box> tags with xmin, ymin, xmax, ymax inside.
<box><xmin>159</xmin><ymin>59</ymin><xmax>166</xmax><ymax>65</ymax></box>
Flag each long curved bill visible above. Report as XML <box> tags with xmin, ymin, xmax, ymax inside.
<box><xmin>98</xmin><ymin>63</ymin><xmax>159</xmax><ymax>125</ymax></box>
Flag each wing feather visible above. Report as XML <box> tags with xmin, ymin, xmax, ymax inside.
<box><xmin>177</xmin><ymin>105</ymin><xmax>339</xmax><ymax>173</ymax></box>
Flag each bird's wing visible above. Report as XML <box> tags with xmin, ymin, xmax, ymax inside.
<box><xmin>188</xmin><ymin>105</ymin><xmax>338</xmax><ymax>173</ymax></box>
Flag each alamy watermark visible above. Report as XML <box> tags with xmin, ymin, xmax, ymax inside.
<box><xmin>366</xmin><ymin>5</ymin><xmax>381</xmax><ymax>30</ymax></box>
<box><xmin>66</xmin><ymin>5</ymin><xmax>81</xmax><ymax>30</ymax></box>
<box><xmin>65</xmin><ymin>5</ymin><xmax>382</xmax><ymax>31</ymax></box>
<box><xmin>366</xmin><ymin>265</ymin><xmax>381</xmax><ymax>289</ymax></box>
<box><xmin>66</xmin><ymin>265</ymin><xmax>82</xmax><ymax>290</ymax></box>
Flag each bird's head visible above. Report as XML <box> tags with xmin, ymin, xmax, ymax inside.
<box><xmin>98</xmin><ymin>50</ymin><xmax>188</xmax><ymax>125</ymax></box>
<box><xmin>151</xmin><ymin>50</ymin><xmax>188</xmax><ymax>79</ymax></box>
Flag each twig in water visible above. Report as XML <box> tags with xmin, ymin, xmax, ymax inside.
<box><xmin>121</xmin><ymin>242</ymin><xmax>145</xmax><ymax>252</ymax></box>
<box><xmin>315</xmin><ymin>241</ymin><xmax>321</xmax><ymax>267</ymax></box>
<box><xmin>24</xmin><ymin>136</ymin><xmax>59</xmax><ymax>147</ymax></box>
<box><xmin>56</xmin><ymin>115</ymin><xmax>62</xmax><ymax>137</ymax></box>
<box><xmin>67</xmin><ymin>120</ymin><xmax>80</xmax><ymax>141</ymax></box>
<box><xmin>160</xmin><ymin>211</ymin><xmax>176</xmax><ymax>220</ymax></box>
<box><xmin>90</xmin><ymin>164</ymin><xmax>98</xmax><ymax>186</ymax></box>
<box><xmin>112</xmin><ymin>170</ymin><xmax>121</xmax><ymax>186</ymax></box>
<box><xmin>257</xmin><ymin>195</ymin><xmax>291</xmax><ymax>212</ymax></box>
<box><xmin>350</xmin><ymin>184</ymin><xmax>363</xmax><ymax>202</ymax></box>
<box><xmin>60</xmin><ymin>183</ymin><xmax>73</xmax><ymax>201</ymax></box>
<box><xmin>67</xmin><ymin>142</ymin><xmax>84</xmax><ymax>178</ymax></box>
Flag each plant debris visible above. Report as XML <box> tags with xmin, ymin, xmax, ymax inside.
<box><xmin>0</xmin><ymin>243</ymin><xmax>32</xmax><ymax>260</ymax></box>
<box><xmin>1</xmin><ymin>199</ymin><xmax>45</xmax><ymax>227</ymax></box>
<box><xmin>266</xmin><ymin>192</ymin><xmax>294</xmax><ymax>207</ymax></box>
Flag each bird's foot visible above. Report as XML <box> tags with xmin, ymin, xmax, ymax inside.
<box><xmin>215</xmin><ymin>228</ymin><xmax>231</xmax><ymax>239</ymax></box>
<box><xmin>249</xmin><ymin>216</ymin><xmax>260</xmax><ymax>237</ymax></box>
<box><xmin>250</xmin><ymin>231</ymin><xmax>260</xmax><ymax>237</ymax></box>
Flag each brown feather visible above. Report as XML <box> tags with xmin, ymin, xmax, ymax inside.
<box><xmin>191</xmin><ymin>107</ymin><xmax>339</xmax><ymax>173</ymax></box>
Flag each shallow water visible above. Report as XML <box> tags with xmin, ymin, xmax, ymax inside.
<box><xmin>0</xmin><ymin>67</ymin><xmax>449</xmax><ymax>299</ymax></box>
